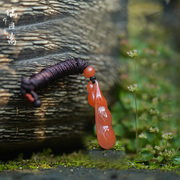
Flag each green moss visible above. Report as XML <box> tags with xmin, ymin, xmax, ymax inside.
<box><xmin>85</xmin><ymin>135</ymin><xmax>102</xmax><ymax>150</ymax></box>
<box><xmin>0</xmin><ymin>139</ymin><xmax>179</xmax><ymax>172</ymax></box>
<box><xmin>85</xmin><ymin>135</ymin><xmax>125</xmax><ymax>152</ymax></box>
<box><xmin>1</xmin><ymin>135</ymin><xmax>179</xmax><ymax>172</ymax></box>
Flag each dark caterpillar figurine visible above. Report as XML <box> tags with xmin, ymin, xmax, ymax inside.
<box><xmin>21</xmin><ymin>58</ymin><xmax>89</xmax><ymax>107</ymax></box>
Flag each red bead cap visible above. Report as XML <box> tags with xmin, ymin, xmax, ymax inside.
<box><xmin>83</xmin><ymin>66</ymin><xmax>95</xmax><ymax>78</ymax></box>
<box><xmin>24</xmin><ymin>93</ymin><xmax>34</xmax><ymax>103</ymax></box>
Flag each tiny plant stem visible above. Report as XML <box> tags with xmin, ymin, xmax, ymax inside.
<box><xmin>134</xmin><ymin>58</ymin><xmax>137</xmax><ymax>73</ymax></box>
<box><xmin>154</xmin><ymin>132</ymin><xmax>157</xmax><ymax>146</ymax></box>
<box><xmin>154</xmin><ymin>116</ymin><xmax>157</xmax><ymax>126</ymax></box>
<box><xmin>133</xmin><ymin>57</ymin><xmax>138</xmax><ymax>154</ymax></box>
<box><xmin>165</xmin><ymin>140</ymin><xmax>167</xmax><ymax>149</ymax></box>
<box><xmin>134</xmin><ymin>91</ymin><xmax>138</xmax><ymax>154</ymax></box>
<box><xmin>175</xmin><ymin>146</ymin><xmax>180</xmax><ymax>154</ymax></box>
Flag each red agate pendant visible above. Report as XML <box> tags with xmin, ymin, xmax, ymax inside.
<box><xmin>22</xmin><ymin>58</ymin><xmax>116</xmax><ymax>149</ymax></box>
<box><xmin>84</xmin><ymin>66</ymin><xmax>116</xmax><ymax>149</ymax></box>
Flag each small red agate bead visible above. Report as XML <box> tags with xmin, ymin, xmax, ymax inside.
<box><xmin>87</xmin><ymin>81</ymin><xmax>94</xmax><ymax>93</ymax></box>
<box><xmin>83</xmin><ymin>66</ymin><xmax>95</xmax><ymax>78</ymax></box>
<box><xmin>87</xmin><ymin>81</ymin><xmax>95</xmax><ymax>107</ymax></box>
<box><xmin>88</xmin><ymin>93</ymin><xmax>95</xmax><ymax>107</ymax></box>
<box><xmin>24</xmin><ymin>93</ymin><xmax>34</xmax><ymax>103</ymax></box>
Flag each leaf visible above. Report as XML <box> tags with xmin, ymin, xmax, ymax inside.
<box><xmin>172</xmin><ymin>156</ymin><xmax>180</xmax><ymax>165</ymax></box>
<box><xmin>114</xmin><ymin>124</ymin><xmax>125</xmax><ymax>137</ymax></box>
<box><xmin>137</xmin><ymin>152</ymin><xmax>154</xmax><ymax>161</ymax></box>
<box><xmin>157</xmin><ymin>156</ymin><xmax>164</xmax><ymax>163</ymax></box>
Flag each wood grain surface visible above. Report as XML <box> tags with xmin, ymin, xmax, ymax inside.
<box><xmin>0</xmin><ymin>0</ymin><xmax>127</xmax><ymax>153</ymax></box>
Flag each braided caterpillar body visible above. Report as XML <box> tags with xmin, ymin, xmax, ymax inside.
<box><xmin>21</xmin><ymin>58</ymin><xmax>89</xmax><ymax>107</ymax></box>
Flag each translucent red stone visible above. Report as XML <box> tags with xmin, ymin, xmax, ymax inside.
<box><xmin>87</xmin><ymin>81</ymin><xmax>95</xmax><ymax>107</ymax></box>
<box><xmin>86</xmin><ymin>80</ymin><xmax>116</xmax><ymax>149</ymax></box>
<box><xmin>87</xmin><ymin>81</ymin><xmax>94</xmax><ymax>93</ymax></box>
<box><xmin>83</xmin><ymin>66</ymin><xmax>95</xmax><ymax>78</ymax></box>
<box><xmin>88</xmin><ymin>93</ymin><xmax>95</xmax><ymax>107</ymax></box>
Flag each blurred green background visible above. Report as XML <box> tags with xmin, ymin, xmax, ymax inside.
<box><xmin>111</xmin><ymin>0</ymin><xmax>180</xmax><ymax>159</ymax></box>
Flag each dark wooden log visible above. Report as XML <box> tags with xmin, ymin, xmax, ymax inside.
<box><xmin>0</xmin><ymin>0</ymin><xmax>127</xmax><ymax>154</ymax></box>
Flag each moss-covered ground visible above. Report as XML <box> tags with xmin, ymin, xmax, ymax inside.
<box><xmin>0</xmin><ymin>136</ymin><xmax>179</xmax><ymax>172</ymax></box>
